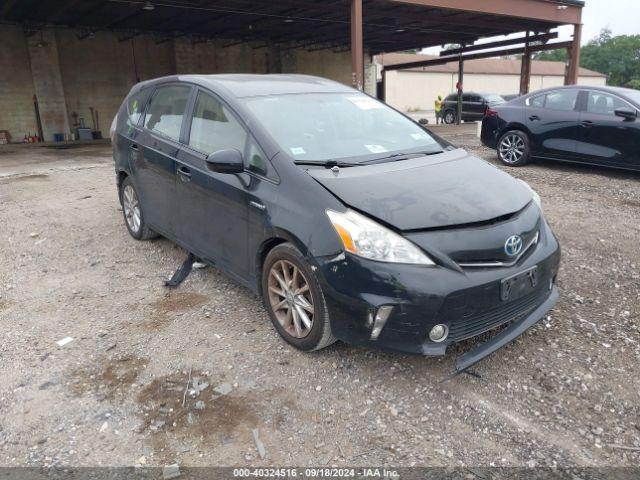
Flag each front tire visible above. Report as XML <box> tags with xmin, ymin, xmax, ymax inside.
<box><xmin>443</xmin><ymin>110</ymin><xmax>456</xmax><ymax>124</ymax></box>
<box><xmin>119</xmin><ymin>176</ymin><xmax>157</xmax><ymax>240</ymax></box>
<box><xmin>262</xmin><ymin>243</ymin><xmax>336</xmax><ymax>352</ymax></box>
<box><xmin>497</xmin><ymin>130</ymin><xmax>531</xmax><ymax>167</ymax></box>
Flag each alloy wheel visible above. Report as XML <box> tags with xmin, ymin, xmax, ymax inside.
<box><xmin>267</xmin><ymin>259</ymin><xmax>315</xmax><ymax>338</ymax></box>
<box><xmin>445</xmin><ymin>112</ymin><xmax>455</xmax><ymax>124</ymax></box>
<box><xmin>123</xmin><ymin>184</ymin><xmax>141</xmax><ymax>234</ymax></box>
<box><xmin>499</xmin><ymin>134</ymin><xmax>525</xmax><ymax>164</ymax></box>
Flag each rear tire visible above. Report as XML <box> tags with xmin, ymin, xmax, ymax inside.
<box><xmin>262</xmin><ymin>243</ymin><xmax>336</xmax><ymax>352</ymax></box>
<box><xmin>443</xmin><ymin>110</ymin><xmax>456</xmax><ymax>124</ymax></box>
<box><xmin>119</xmin><ymin>176</ymin><xmax>158</xmax><ymax>240</ymax></box>
<box><xmin>497</xmin><ymin>130</ymin><xmax>531</xmax><ymax>167</ymax></box>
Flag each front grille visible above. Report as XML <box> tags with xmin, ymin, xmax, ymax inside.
<box><xmin>447</xmin><ymin>290</ymin><xmax>549</xmax><ymax>342</ymax></box>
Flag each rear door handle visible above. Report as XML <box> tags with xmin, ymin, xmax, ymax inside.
<box><xmin>581</xmin><ymin>120</ymin><xmax>594</xmax><ymax>128</ymax></box>
<box><xmin>177</xmin><ymin>166</ymin><xmax>192</xmax><ymax>181</ymax></box>
<box><xmin>528</xmin><ymin>115</ymin><xmax>540</xmax><ymax>121</ymax></box>
<box><xmin>130</xmin><ymin>143</ymin><xmax>139</xmax><ymax>151</ymax></box>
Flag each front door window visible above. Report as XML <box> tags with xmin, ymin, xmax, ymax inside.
<box><xmin>189</xmin><ymin>91</ymin><xmax>247</xmax><ymax>154</ymax></box>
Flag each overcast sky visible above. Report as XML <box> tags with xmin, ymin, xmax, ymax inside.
<box><xmin>422</xmin><ymin>0</ymin><xmax>639</xmax><ymax>54</ymax></box>
<box><xmin>560</xmin><ymin>0</ymin><xmax>640</xmax><ymax>43</ymax></box>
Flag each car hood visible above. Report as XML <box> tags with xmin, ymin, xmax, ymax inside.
<box><xmin>306</xmin><ymin>149</ymin><xmax>532</xmax><ymax>231</ymax></box>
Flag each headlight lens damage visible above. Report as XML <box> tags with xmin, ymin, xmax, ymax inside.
<box><xmin>326</xmin><ymin>209</ymin><xmax>435</xmax><ymax>266</ymax></box>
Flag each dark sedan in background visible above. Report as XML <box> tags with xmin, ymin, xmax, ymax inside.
<box><xmin>482</xmin><ymin>85</ymin><xmax>640</xmax><ymax>171</ymax></box>
<box><xmin>442</xmin><ymin>92</ymin><xmax>505</xmax><ymax>124</ymax></box>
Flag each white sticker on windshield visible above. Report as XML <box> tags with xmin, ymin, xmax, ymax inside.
<box><xmin>411</xmin><ymin>132</ymin><xmax>429</xmax><ymax>140</ymax></box>
<box><xmin>290</xmin><ymin>147</ymin><xmax>306</xmax><ymax>155</ymax></box>
<box><xmin>346</xmin><ymin>96</ymin><xmax>384</xmax><ymax>110</ymax></box>
<box><xmin>365</xmin><ymin>144</ymin><xmax>387</xmax><ymax>154</ymax></box>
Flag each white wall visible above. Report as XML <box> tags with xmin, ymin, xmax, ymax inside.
<box><xmin>384</xmin><ymin>70</ymin><xmax>454</xmax><ymax>112</ymax></box>
<box><xmin>384</xmin><ymin>71</ymin><xmax>607</xmax><ymax>113</ymax></box>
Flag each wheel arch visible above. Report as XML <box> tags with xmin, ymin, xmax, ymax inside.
<box><xmin>116</xmin><ymin>170</ymin><xmax>129</xmax><ymax>197</ymax></box>
<box><xmin>499</xmin><ymin>123</ymin><xmax>531</xmax><ymax>139</ymax></box>
<box><xmin>255</xmin><ymin>229</ymin><xmax>310</xmax><ymax>296</ymax></box>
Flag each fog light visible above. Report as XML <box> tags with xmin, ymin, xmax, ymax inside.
<box><xmin>429</xmin><ymin>324</ymin><xmax>448</xmax><ymax>343</ymax></box>
<box><xmin>370</xmin><ymin>306</ymin><xmax>393</xmax><ymax>341</ymax></box>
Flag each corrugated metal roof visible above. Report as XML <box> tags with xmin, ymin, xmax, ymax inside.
<box><xmin>377</xmin><ymin>53</ymin><xmax>606</xmax><ymax>77</ymax></box>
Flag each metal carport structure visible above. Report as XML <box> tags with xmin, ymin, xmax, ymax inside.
<box><xmin>0</xmin><ymin>0</ymin><xmax>584</xmax><ymax>139</ymax></box>
<box><xmin>2</xmin><ymin>0</ymin><xmax>584</xmax><ymax>88</ymax></box>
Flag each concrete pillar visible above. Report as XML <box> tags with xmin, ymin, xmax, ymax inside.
<box><xmin>363</xmin><ymin>54</ymin><xmax>377</xmax><ymax>96</ymax></box>
<box><xmin>26</xmin><ymin>29</ymin><xmax>70</xmax><ymax>141</ymax></box>
<box><xmin>174</xmin><ymin>38</ymin><xmax>198</xmax><ymax>74</ymax></box>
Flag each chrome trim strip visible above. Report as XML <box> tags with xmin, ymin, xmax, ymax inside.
<box><xmin>458</xmin><ymin>232</ymin><xmax>539</xmax><ymax>269</ymax></box>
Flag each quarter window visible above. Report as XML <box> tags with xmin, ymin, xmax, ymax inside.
<box><xmin>189</xmin><ymin>91</ymin><xmax>247</xmax><ymax>154</ymax></box>
<box><xmin>144</xmin><ymin>85</ymin><xmax>191</xmax><ymax>141</ymax></box>
<box><xmin>529</xmin><ymin>95</ymin><xmax>545</xmax><ymax>109</ymax></box>
<box><xmin>127</xmin><ymin>89</ymin><xmax>151</xmax><ymax>128</ymax></box>
<box><xmin>246</xmin><ymin>140</ymin><xmax>271</xmax><ymax>178</ymax></box>
<box><xmin>586</xmin><ymin>91</ymin><xmax>628</xmax><ymax>116</ymax></box>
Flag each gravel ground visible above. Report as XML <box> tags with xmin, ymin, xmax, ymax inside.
<box><xmin>0</xmin><ymin>136</ymin><xmax>639</xmax><ymax>469</ymax></box>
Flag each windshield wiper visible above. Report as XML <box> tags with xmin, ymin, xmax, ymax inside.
<box><xmin>294</xmin><ymin>159</ymin><xmax>361</xmax><ymax>168</ymax></box>
<box><xmin>363</xmin><ymin>150</ymin><xmax>444</xmax><ymax>165</ymax></box>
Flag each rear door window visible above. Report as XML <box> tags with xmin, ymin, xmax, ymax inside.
<box><xmin>543</xmin><ymin>90</ymin><xmax>579</xmax><ymax>111</ymax></box>
<box><xmin>529</xmin><ymin>95</ymin><xmax>545</xmax><ymax>108</ymax></box>
<box><xmin>144</xmin><ymin>85</ymin><xmax>192</xmax><ymax>142</ymax></box>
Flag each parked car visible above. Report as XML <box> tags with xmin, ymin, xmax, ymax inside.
<box><xmin>481</xmin><ymin>85</ymin><xmax>640</xmax><ymax>170</ymax></box>
<box><xmin>112</xmin><ymin>74</ymin><xmax>560</xmax><ymax>372</ymax></box>
<box><xmin>442</xmin><ymin>92</ymin><xmax>506</xmax><ymax>124</ymax></box>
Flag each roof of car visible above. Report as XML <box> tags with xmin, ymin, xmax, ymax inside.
<box><xmin>175</xmin><ymin>74</ymin><xmax>355</xmax><ymax>98</ymax></box>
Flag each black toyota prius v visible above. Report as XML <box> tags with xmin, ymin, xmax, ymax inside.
<box><xmin>111</xmin><ymin>74</ymin><xmax>561</xmax><ymax>372</ymax></box>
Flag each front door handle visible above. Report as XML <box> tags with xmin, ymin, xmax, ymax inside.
<box><xmin>529</xmin><ymin>115</ymin><xmax>540</xmax><ymax>121</ymax></box>
<box><xmin>581</xmin><ymin>120</ymin><xmax>594</xmax><ymax>128</ymax></box>
<box><xmin>177</xmin><ymin>166</ymin><xmax>192</xmax><ymax>181</ymax></box>
<box><xmin>130</xmin><ymin>143</ymin><xmax>139</xmax><ymax>151</ymax></box>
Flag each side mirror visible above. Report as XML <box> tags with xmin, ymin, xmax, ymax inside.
<box><xmin>615</xmin><ymin>108</ymin><xmax>637</xmax><ymax>121</ymax></box>
<box><xmin>206</xmin><ymin>149</ymin><xmax>244</xmax><ymax>174</ymax></box>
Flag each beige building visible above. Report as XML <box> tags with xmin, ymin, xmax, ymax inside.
<box><xmin>377</xmin><ymin>53</ymin><xmax>607</xmax><ymax>113</ymax></box>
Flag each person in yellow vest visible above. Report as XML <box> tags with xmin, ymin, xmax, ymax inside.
<box><xmin>434</xmin><ymin>95</ymin><xmax>443</xmax><ymax>125</ymax></box>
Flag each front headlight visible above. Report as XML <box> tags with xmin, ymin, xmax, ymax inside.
<box><xmin>326</xmin><ymin>209</ymin><xmax>435</xmax><ymax>266</ymax></box>
<box><xmin>518</xmin><ymin>179</ymin><xmax>542</xmax><ymax>210</ymax></box>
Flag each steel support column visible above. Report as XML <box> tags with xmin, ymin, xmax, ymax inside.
<box><xmin>565</xmin><ymin>23</ymin><xmax>582</xmax><ymax>85</ymax></box>
<box><xmin>520</xmin><ymin>31</ymin><xmax>532</xmax><ymax>95</ymax></box>
<box><xmin>456</xmin><ymin>54</ymin><xmax>464</xmax><ymax>125</ymax></box>
<box><xmin>350</xmin><ymin>0</ymin><xmax>364</xmax><ymax>91</ymax></box>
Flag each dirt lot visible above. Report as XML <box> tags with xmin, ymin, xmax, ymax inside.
<box><xmin>0</xmin><ymin>134</ymin><xmax>639</xmax><ymax>469</ymax></box>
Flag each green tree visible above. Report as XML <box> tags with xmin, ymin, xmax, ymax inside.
<box><xmin>580</xmin><ymin>28</ymin><xmax>640</xmax><ymax>88</ymax></box>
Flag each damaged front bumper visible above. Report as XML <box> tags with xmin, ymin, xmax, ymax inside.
<box><xmin>312</xmin><ymin>226</ymin><xmax>561</xmax><ymax>373</ymax></box>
